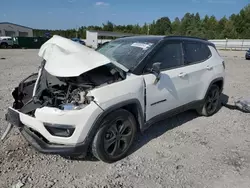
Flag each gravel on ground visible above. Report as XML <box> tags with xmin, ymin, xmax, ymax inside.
<box><xmin>0</xmin><ymin>49</ymin><xmax>249</xmax><ymax>188</ymax></box>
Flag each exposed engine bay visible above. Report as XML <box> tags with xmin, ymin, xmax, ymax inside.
<box><xmin>12</xmin><ymin>60</ymin><xmax>126</xmax><ymax>115</ymax></box>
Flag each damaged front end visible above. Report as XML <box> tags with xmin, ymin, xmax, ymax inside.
<box><xmin>3</xmin><ymin>59</ymin><xmax>126</xmax><ymax>142</ymax></box>
<box><xmin>2</xmin><ymin>35</ymin><xmax>130</xmax><ymax>157</ymax></box>
<box><xmin>11</xmin><ymin>59</ymin><xmax>126</xmax><ymax>114</ymax></box>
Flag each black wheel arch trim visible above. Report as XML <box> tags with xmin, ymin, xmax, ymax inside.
<box><xmin>204</xmin><ymin>77</ymin><xmax>224</xmax><ymax>99</ymax></box>
<box><xmin>84</xmin><ymin>99</ymin><xmax>144</xmax><ymax>151</ymax></box>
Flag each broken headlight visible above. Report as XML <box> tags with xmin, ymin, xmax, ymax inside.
<box><xmin>59</xmin><ymin>103</ymin><xmax>87</xmax><ymax>110</ymax></box>
<box><xmin>70</xmin><ymin>88</ymin><xmax>95</xmax><ymax>104</ymax></box>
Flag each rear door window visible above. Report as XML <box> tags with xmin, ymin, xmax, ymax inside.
<box><xmin>183</xmin><ymin>41</ymin><xmax>211</xmax><ymax>65</ymax></box>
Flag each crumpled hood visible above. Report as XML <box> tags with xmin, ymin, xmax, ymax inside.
<box><xmin>38</xmin><ymin>35</ymin><xmax>127</xmax><ymax>77</ymax></box>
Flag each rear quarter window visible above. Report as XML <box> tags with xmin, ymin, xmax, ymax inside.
<box><xmin>183</xmin><ymin>41</ymin><xmax>211</xmax><ymax>65</ymax></box>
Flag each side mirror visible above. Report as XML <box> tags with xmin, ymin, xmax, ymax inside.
<box><xmin>150</xmin><ymin>62</ymin><xmax>161</xmax><ymax>84</ymax></box>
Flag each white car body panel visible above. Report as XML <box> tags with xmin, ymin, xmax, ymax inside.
<box><xmin>143</xmin><ymin>67</ymin><xmax>190</xmax><ymax>121</ymax></box>
<box><xmin>88</xmin><ymin>73</ymin><xmax>145</xmax><ymax>112</ymax></box>
<box><xmin>198</xmin><ymin>46</ymin><xmax>225</xmax><ymax>99</ymax></box>
<box><xmin>143</xmin><ymin>46</ymin><xmax>225</xmax><ymax>121</ymax></box>
<box><xmin>18</xmin><ymin>101</ymin><xmax>103</xmax><ymax>145</ymax></box>
<box><xmin>38</xmin><ymin>35</ymin><xmax>127</xmax><ymax>77</ymax></box>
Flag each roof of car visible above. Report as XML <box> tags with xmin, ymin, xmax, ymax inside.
<box><xmin>115</xmin><ymin>35</ymin><xmax>165</xmax><ymax>42</ymax></box>
<box><xmin>115</xmin><ymin>35</ymin><xmax>213</xmax><ymax>46</ymax></box>
<box><xmin>0</xmin><ymin>36</ymin><xmax>12</xmax><ymax>39</ymax></box>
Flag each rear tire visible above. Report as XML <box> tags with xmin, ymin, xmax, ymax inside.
<box><xmin>92</xmin><ymin>109</ymin><xmax>137</xmax><ymax>163</ymax></box>
<box><xmin>197</xmin><ymin>85</ymin><xmax>221</xmax><ymax>116</ymax></box>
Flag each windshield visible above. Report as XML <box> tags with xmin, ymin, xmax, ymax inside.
<box><xmin>96</xmin><ymin>39</ymin><xmax>158</xmax><ymax>70</ymax></box>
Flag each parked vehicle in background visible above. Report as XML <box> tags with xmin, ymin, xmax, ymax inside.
<box><xmin>97</xmin><ymin>41</ymin><xmax>110</xmax><ymax>50</ymax></box>
<box><xmin>10</xmin><ymin>37</ymin><xmax>50</xmax><ymax>49</ymax></box>
<box><xmin>0</xmin><ymin>36</ymin><xmax>14</xmax><ymax>48</ymax></box>
<box><xmin>71</xmin><ymin>38</ymin><xmax>85</xmax><ymax>45</ymax></box>
<box><xmin>245</xmin><ymin>48</ymin><xmax>250</xmax><ymax>60</ymax></box>
<box><xmin>4</xmin><ymin>35</ymin><xmax>225</xmax><ymax>163</ymax></box>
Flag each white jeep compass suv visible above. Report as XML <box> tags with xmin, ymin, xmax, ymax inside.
<box><xmin>4</xmin><ymin>35</ymin><xmax>225</xmax><ymax>163</ymax></box>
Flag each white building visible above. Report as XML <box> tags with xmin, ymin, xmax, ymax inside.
<box><xmin>0</xmin><ymin>22</ymin><xmax>33</xmax><ymax>37</ymax></box>
<box><xmin>86</xmin><ymin>30</ymin><xmax>135</xmax><ymax>49</ymax></box>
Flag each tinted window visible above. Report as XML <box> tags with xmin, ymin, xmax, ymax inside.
<box><xmin>183</xmin><ymin>42</ymin><xmax>211</xmax><ymax>65</ymax></box>
<box><xmin>147</xmin><ymin>42</ymin><xmax>183</xmax><ymax>70</ymax></box>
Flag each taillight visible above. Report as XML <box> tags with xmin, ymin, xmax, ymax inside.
<box><xmin>222</xmin><ymin>61</ymin><xmax>225</xmax><ymax>69</ymax></box>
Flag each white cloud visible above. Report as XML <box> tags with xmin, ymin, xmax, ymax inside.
<box><xmin>68</xmin><ymin>0</ymin><xmax>76</xmax><ymax>3</ymax></box>
<box><xmin>207</xmin><ymin>0</ymin><xmax>236</xmax><ymax>3</ymax></box>
<box><xmin>80</xmin><ymin>11</ymin><xmax>84</xmax><ymax>14</ymax></box>
<box><xmin>95</xmin><ymin>2</ymin><xmax>109</xmax><ymax>6</ymax></box>
<box><xmin>192</xmin><ymin>0</ymin><xmax>236</xmax><ymax>3</ymax></box>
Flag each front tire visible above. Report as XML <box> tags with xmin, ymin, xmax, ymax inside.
<box><xmin>0</xmin><ymin>43</ymin><xmax>7</xmax><ymax>49</ymax></box>
<box><xmin>92</xmin><ymin>109</ymin><xmax>137</xmax><ymax>163</ymax></box>
<box><xmin>197</xmin><ymin>85</ymin><xmax>221</xmax><ymax>116</ymax></box>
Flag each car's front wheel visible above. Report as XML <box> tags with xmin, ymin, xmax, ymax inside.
<box><xmin>92</xmin><ymin>109</ymin><xmax>137</xmax><ymax>163</ymax></box>
<box><xmin>197</xmin><ymin>85</ymin><xmax>221</xmax><ymax>116</ymax></box>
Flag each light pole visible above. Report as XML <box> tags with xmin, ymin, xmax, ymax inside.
<box><xmin>76</xmin><ymin>25</ymin><xmax>79</xmax><ymax>38</ymax></box>
<box><xmin>147</xmin><ymin>24</ymin><xmax>150</xmax><ymax>35</ymax></box>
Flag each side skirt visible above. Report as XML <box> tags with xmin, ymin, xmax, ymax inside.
<box><xmin>141</xmin><ymin>100</ymin><xmax>204</xmax><ymax>132</ymax></box>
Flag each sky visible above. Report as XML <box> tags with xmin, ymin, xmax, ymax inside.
<box><xmin>0</xmin><ymin>0</ymin><xmax>249</xmax><ymax>29</ymax></box>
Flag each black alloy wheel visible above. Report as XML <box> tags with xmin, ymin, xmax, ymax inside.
<box><xmin>92</xmin><ymin>109</ymin><xmax>137</xmax><ymax>163</ymax></box>
<box><xmin>104</xmin><ymin>119</ymin><xmax>133</xmax><ymax>157</ymax></box>
<box><xmin>197</xmin><ymin>85</ymin><xmax>221</xmax><ymax>116</ymax></box>
<box><xmin>205</xmin><ymin>86</ymin><xmax>220</xmax><ymax>115</ymax></box>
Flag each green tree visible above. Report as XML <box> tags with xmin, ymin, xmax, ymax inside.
<box><xmin>234</xmin><ymin>5</ymin><xmax>250</xmax><ymax>38</ymax></box>
<box><xmin>33</xmin><ymin>3</ymin><xmax>250</xmax><ymax>40</ymax></box>
<box><xmin>149</xmin><ymin>20</ymin><xmax>157</xmax><ymax>35</ymax></box>
<box><xmin>171</xmin><ymin>17</ymin><xmax>181</xmax><ymax>35</ymax></box>
<box><xmin>102</xmin><ymin>21</ymin><xmax>114</xmax><ymax>31</ymax></box>
<box><xmin>216</xmin><ymin>16</ymin><xmax>228</xmax><ymax>38</ymax></box>
<box><xmin>222</xmin><ymin>20</ymin><xmax>238</xmax><ymax>39</ymax></box>
<box><xmin>206</xmin><ymin>16</ymin><xmax>218</xmax><ymax>39</ymax></box>
<box><xmin>141</xmin><ymin>23</ymin><xmax>149</xmax><ymax>34</ymax></box>
<box><xmin>154</xmin><ymin>17</ymin><xmax>172</xmax><ymax>35</ymax></box>
<box><xmin>180</xmin><ymin>13</ymin><xmax>192</xmax><ymax>35</ymax></box>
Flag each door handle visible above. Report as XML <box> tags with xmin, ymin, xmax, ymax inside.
<box><xmin>178</xmin><ymin>72</ymin><xmax>187</xmax><ymax>78</ymax></box>
<box><xmin>206</xmin><ymin>65</ymin><xmax>213</xmax><ymax>70</ymax></box>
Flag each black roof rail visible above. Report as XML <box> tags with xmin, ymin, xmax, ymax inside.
<box><xmin>165</xmin><ymin>35</ymin><xmax>208</xmax><ymax>41</ymax></box>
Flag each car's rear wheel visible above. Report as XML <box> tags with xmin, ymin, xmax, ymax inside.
<box><xmin>92</xmin><ymin>109</ymin><xmax>137</xmax><ymax>163</ymax></box>
<box><xmin>197</xmin><ymin>85</ymin><xmax>221</xmax><ymax>116</ymax></box>
<box><xmin>0</xmin><ymin>43</ymin><xmax>7</xmax><ymax>49</ymax></box>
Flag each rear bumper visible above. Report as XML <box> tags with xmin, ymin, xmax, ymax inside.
<box><xmin>5</xmin><ymin>107</ymin><xmax>91</xmax><ymax>157</ymax></box>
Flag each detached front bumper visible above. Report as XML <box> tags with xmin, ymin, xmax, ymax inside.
<box><xmin>5</xmin><ymin>101</ymin><xmax>103</xmax><ymax>156</ymax></box>
<box><xmin>5</xmin><ymin>107</ymin><xmax>89</xmax><ymax>156</ymax></box>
